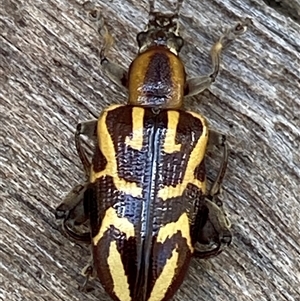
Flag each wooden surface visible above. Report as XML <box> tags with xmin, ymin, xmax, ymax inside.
<box><xmin>1</xmin><ymin>0</ymin><xmax>299</xmax><ymax>300</ymax></box>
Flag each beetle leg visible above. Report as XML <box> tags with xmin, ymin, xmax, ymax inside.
<box><xmin>80</xmin><ymin>259</ymin><xmax>97</xmax><ymax>292</ymax></box>
<box><xmin>75</xmin><ymin>120</ymin><xmax>97</xmax><ymax>177</ymax></box>
<box><xmin>55</xmin><ymin>183</ymin><xmax>91</xmax><ymax>243</ymax></box>
<box><xmin>185</xmin><ymin>18</ymin><xmax>251</xmax><ymax>97</ymax></box>
<box><xmin>100</xmin><ymin>34</ymin><xmax>129</xmax><ymax>89</ymax></box>
<box><xmin>99</xmin><ymin>26</ymin><xmax>128</xmax><ymax>89</ymax></box>
<box><xmin>82</xmin><ymin>260</ymin><xmax>97</xmax><ymax>279</ymax></box>
<box><xmin>193</xmin><ymin>199</ymin><xmax>232</xmax><ymax>259</ymax></box>
<box><xmin>193</xmin><ymin>130</ymin><xmax>231</xmax><ymax>258</ymax></box>
<box><xmin>55</xmin><ymin>183</ymin><xmax>87</xmax><ymax>221</ymax></box>
<box><xmin>84</xmin><ymin>5</ymin><xmax>128</xmax><ymax>88</ymax></box>
<box><xmin>207</xmin><ymin>129</ymin><xmax>225</xmax><ymax>150</ymax></box>
<box><xmin>207</xmin><ymin>130</ymin><xmax>230</xmax><ymax>227</ymax></box>
<box><xmin>207</xmin><ymin>130</ymin><xmax>228</xmax><ymax>201</ymax></box>
<box><xmin>55</xmin><ymin>120</ymin><xmax>96</xmax><ymax>242</ymax></box>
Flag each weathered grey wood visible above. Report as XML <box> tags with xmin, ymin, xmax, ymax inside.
<box><xmin>1</xmin><ymin>0</ymin><xmax>299</xmax><ymax>300</ymax></box>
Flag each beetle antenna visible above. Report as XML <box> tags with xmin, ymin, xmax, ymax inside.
<box><xmin>149</xmin><ymin>0</ymin><xmax>183</xmax><ymax>15</ymax></box>
<box><xmin>138</xmin><ymin>0</ymin><xmax>184</xmax><ymax>53</ymax></box>
<box><xmin>148</xmin><ymin>0</ymin><xmax>183</xmax><ymax>34</ymax></box>
<box><xmin>149</xmin><ymin>0</ymin><xmax>155</xmax><ymax>13</ymax></box>
<box><xmin>175</xmin><ymin>0</ymin><xmax>183</xmax><ymax>16</ymax></box>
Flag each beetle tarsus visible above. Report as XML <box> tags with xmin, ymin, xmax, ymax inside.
<box><xmin>79</xmin><ymin>262</ymin><xmax>96</xmax><ymax>292</ymax></box>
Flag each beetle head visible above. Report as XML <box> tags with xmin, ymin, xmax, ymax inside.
<box><xmin>137</xmin><ymin>0</ymin><xmax>184</xmax><ymax>55</ymax></box>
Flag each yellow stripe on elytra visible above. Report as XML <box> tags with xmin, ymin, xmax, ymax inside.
<box><xmin>148</xmin><ymin>247</ymin><xmax>179</xmax><ymax>301</ymax></box>
<box><xmin>107</xmin><ymin>241</ymin><xmax>131</xmax><ymax>301</ymax></box>
<box><xmin>93</xmin><ymin>207</ymin><xmax>135</xmax><ymax>246</ymax></box>
<box><xmin>163</xmin><ymin>111</ymin><xmax>181</xmax><ymax>153</ymax></box>
<box><xmin>90</xmin><ymin>105</ymin><xmax>143</xmax><ymax>198</ymax></box>
<box><xmin>125</xmin><ymin>106</ymin><xmax>144</xmax><ymax>151</ymax></box>
<box><xmin>158</xmin><ymin>112</ymin><xmax>208</xmax><ymax>200</ymax></box>
<box><xmin>156</xmin><ymin>212</ymin><xmax>193</xmax><ymax>252</ymax></box>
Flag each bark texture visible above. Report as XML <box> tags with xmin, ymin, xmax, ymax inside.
<box><xmin>1</xmin><ymin>0</ymin><xmax>299</xmax><ymax>300</ymax></box>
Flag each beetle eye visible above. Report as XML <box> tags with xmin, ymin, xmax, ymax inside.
<box><xmin>174</xmin><ymin>36</ymin><xmax>184</xmax><ymax>51</ymax></box>
<box><xmin>137</xmin><ymin>31</ymin><xmax>148</xmax><ymax>48</ymax></box>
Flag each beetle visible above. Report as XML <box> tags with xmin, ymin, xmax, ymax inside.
<box><xmin>55</xmin><ymin>1</ymin><xmax>250</xmax><ymax>300</ymax></box>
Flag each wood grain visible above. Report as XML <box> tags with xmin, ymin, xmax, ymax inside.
<box><xmin>1</xmin><ymin>0</ymin><xmax>299</xmax><ymax>300</ymax></box>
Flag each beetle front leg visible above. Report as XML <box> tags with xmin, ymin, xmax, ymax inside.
<box><xmin>100</xmin><ymin>34</ymin><xmax>129</xmax><ymax>89</ymax></box>
<box><xmin>185</xmin><ymin>18</ymin><xmax>251</xmax><ymax>97</ymax></box>
<box><xmin>85</xmin><ymin>5</ymin><xmax>128</xmax><ymax>88</ymax></box>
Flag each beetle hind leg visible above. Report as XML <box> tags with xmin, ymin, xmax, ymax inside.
<box><xmin>55</xmin><ymin>183</ymin><xmax>91</xmax><ymax>243</ymax></box>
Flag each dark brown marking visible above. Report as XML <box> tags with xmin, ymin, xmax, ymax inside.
<box><xmin>159</xmin><ymin>110</ymin><xmax>204</xmax><ymax>187</ymax></box>
<box><xmin>147</xmin><ymin>232</ymin><xmax>192</xmax><ymax>301</ymax></box>
<box><xmin>142</xmin><ymin>52</ymin><xmax>172</xmax><ymax>106</ymax></box>
<box><xmin>105</xmin><ymin>106</ymin><xmax>148</xmax><ymax>185</ymax></box>
<box><xmin>92</xmin><ymin>143</ymin><xmax>108</xmax><ymax>173</ymax></box>
<box><xmin>93</xmin><ymin>227</ymin><xmax>138</xmax><ymax>300</ymax></box>
<box><xmin>128</xmin><ymin>47</ymin><xmax>186</xmax><ymax>108</ymax></box>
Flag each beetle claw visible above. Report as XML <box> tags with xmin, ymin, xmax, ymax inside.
<box><xmin>79</xmin><ymin>262</ymin><xmax>96</xmax><ymax>292</ymax></box>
